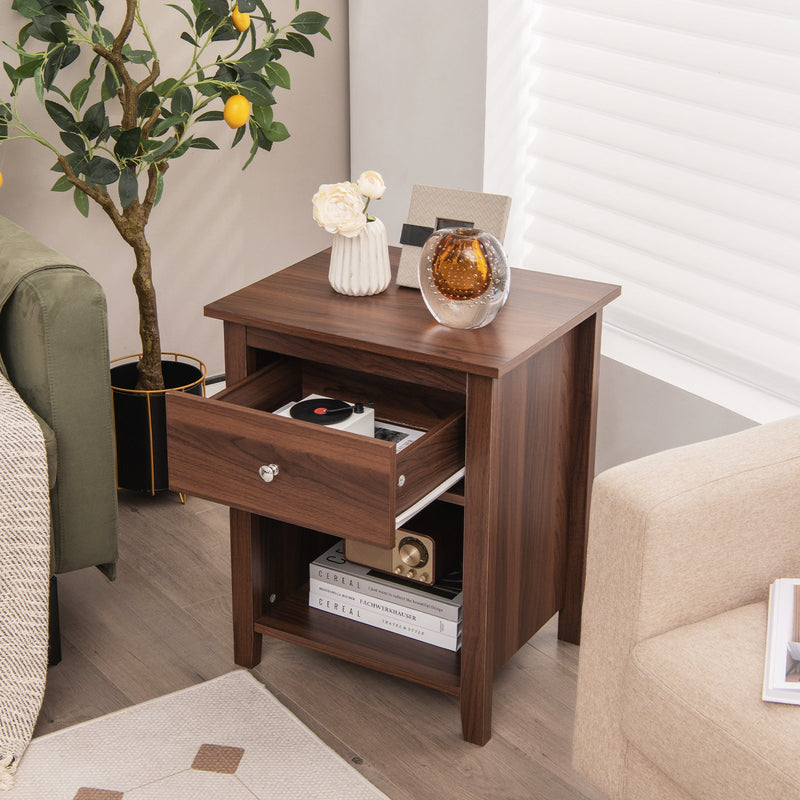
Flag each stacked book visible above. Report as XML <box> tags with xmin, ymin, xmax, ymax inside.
<box><xmin>309</xmin><ymin>540</ymin><xmax>462</xmax><ymax>651</ymax></box>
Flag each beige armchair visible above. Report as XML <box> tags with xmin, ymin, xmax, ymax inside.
<box><xmin>573</xmin><ymin>416</ymin><xmax>800</xmax><ymax>800</ymax></box>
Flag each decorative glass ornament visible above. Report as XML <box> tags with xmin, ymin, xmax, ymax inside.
<box><xmin>418</xmin><ymin>227</ymin><xmax>509</xmax><ymax>329</ymax></box>
<box><xmin>328</xmin><ymin>217</ymin><xmax>391</xmax><ymax>296</ymax></box>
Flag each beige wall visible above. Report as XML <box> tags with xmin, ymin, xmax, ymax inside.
<box><xmin>0</xmin><ymin>0</ymin><xmax>349</xmax><ymax>379</ymax></box>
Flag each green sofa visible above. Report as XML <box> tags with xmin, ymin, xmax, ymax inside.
<box><xmin>0</xmin><ymin>217</ymin><xmax>118</xmax><ymax>661</ymax></box>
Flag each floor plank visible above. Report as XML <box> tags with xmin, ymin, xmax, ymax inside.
<box><xmin>36</xmin><ymin>491</ymin><xmax>608</xmax><ymax>800</ymax></box>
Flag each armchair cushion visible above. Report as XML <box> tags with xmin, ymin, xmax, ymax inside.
<box><xmin>623</xmin><ymin>602</ymin><xmax>800</xmax><ymax>800</ymax></box>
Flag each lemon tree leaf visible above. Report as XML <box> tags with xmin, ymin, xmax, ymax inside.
<box><xmin>137</xmin><ymin>91</ymin><xmax>159</xmax><ymax>119</ymax></box>
<box><xmin>170</xmin><ymin>86</ymin><xmax>193</xmax><ymax>116</ymax></box>
<box><xmin>73</xmin><ymin>186</ymin><xmax>89</xmax><ymax>217</ymax></box>
<box><xmin>81</xmin><ymin>101</ymin><xmax>106</xmax><ymax>139</ymax></box>
<box><xmin>166</xmin><ymin>3</ymin><xmax>194</xmax><ymax>27</ymax></box>
<box><xmin>201</xmin><ymin>0</ymin><xmax>229</xmax><ymax>17</ymax></box>
<box><xmin>238</xmin><ymin>78</ymin><xmax>274</xmax><ymax>106</ymax></box>
<box><xmin>235</xmin><ymin>49</ymin><xmax>270</xmax><ymax>72</ymax></box>
<box><xmin>45</xmin><ymin>99</ymin><xmax>76</xmax><ymax>131</ymax></box>
<box><xmin>59</xmin><ymin>130</ymin><xmax>85</xmax><ymax>153</ymax></box>
<box><xmin>70</xmin><ymin>77</ymin><xmax>92</xmax><ymax>110</ymax></box>
<box><xmin>290</xmin><ymin>11</ymin><xmax>328</xmax><ymax>34</ymax></box>
<box><xmin>264</xmin><ymin>61</ymin><xmax>290</xmax><ymax>89</ymax></box>
<box><xmin>251</xmin><ymin>104</ymin><xmax>272</xmax><ymax>131</ymax></box>
<box><xmin>196</xmin><ymin>110</ymin><xmax>224</xmax><ymax>122</ymax></box>
<box><xmin>266</xmin><ymin>120</ymin><xmax>289</xmax><ymax>142</ymax></box>
<box><xmin>84</xmin><ymin>155</ymin><xmax>120</xmax><ymax>185</ymax></box>
<box><xmin>118</xmin><ymin>167</ymin><xmax>138</xmax><ymax>208</ymax></box>
<box><xmin>114</xmin><ymin>126</ymin><xmax>141</xmax><ymax>159</ymax></box>
<box><xmin>50</xmin><ymin>174</ymin><xmax>72</xmax><ymax>192</ymax></box>
<box><xmin>189</xmin><ymin>137</ymin><xmax>219</xmax><ymax>149</ymax></box>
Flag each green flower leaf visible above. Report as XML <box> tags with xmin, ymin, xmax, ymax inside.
<box><xmin>180</xmin><ymin>31</ymin><xmax>198</xmax><ymax>47</ymax></box>
<box><xmin>237</xmin><ymin>0</ymin><xmax>256</xmax><ymax>11</ymax></box>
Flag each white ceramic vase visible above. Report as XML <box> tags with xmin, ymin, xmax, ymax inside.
<box><xmin>328</xmin><ymin>217</ymin><xmax>391</xmax><ymax>296</ymax></box>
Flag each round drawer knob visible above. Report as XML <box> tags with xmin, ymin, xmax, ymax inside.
<box><xmin>258</xmin><ymin>464</ymin><xmax>280</xmax><ymax>483</ymax></box>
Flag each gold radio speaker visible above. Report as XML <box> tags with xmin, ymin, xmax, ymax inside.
<box><xmin>344</xmin><ymin>528</ymin><xmax>459</xmax><ymax>586</ymax></box>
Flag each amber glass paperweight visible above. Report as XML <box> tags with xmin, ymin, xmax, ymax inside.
<box><xmin>418</xmin><ymin>227</ymin><xmax>509</xmax><ymax>329</ymax></box>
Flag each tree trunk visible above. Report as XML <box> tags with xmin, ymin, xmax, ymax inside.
<box><xmin>129</xmin><ymin>231</ymin><xmax>163</xmax><ymax>391</ymax></box>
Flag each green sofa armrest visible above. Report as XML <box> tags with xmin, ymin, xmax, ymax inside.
<box><xmin>0</xmin><ymin>237</ymin><xmax>117</xmax><ymax>577</ymax></box>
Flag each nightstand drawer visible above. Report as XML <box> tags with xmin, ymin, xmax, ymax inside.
<box><xmin>165</xmin><ymin>359</ymin><xmax>465</xmax><ymax>547</ymax></box>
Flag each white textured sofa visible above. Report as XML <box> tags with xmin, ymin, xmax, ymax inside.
<box><xmin>573</xmin><ymin>416</ymin><xmax>800</xmax><ymax>800</ymax></box>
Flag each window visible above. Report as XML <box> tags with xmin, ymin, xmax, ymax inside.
<box><xmin>485</xmin><ymin>0</ymin><xmax>800</xmax><ymax>421</ymax></box>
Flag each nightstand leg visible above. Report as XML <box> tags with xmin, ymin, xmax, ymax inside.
<box><xmin>558</xmin><ymin>313</ymin><xmax>602</xmax><ymax>645</ymax></box>
<box><xmin>230</xmin><ymin>508</ymin><xmax>263</xmax><ymax>667</ymax></box>
<box><xmin>461</xmin><ymin>374</ymin><xmax>500</xmax><ymax>746</ymax></box>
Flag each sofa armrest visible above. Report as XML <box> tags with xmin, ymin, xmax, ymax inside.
<box><xmin>573</xmin><ymin>416</ymin><xmax>800</xmax><ymax>799</ymax></box>
<box><xmin>0</xmin><ymin>265</ymin><xmax>118</xmax><ymax>575</ymax></box>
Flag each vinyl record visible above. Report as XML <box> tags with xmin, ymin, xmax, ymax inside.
<box><xmin>290</xmin><ymin>398</ymin><xmax>353</xmax><ymax>425</ymax></box>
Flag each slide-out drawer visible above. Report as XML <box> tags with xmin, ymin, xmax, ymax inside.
<box><xmin>166</xmin><ymin>359</ymin><xmax>465</xmax><ymax>547</ymax></box>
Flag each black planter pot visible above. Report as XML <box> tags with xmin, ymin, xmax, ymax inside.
<box><xmin>110</xmin><ymin>354</ymin><xmax>206</xmax><ymax>494</ymax></box>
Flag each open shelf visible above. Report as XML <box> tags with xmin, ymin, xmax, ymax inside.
<box><xmin>255</xmin><ymin>583</ymin><xmax>461</xmax><ymax>695</ymax></box>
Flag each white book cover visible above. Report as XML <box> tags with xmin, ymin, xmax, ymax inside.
<box><xmin>310</xmin><ymin>541</ymin><xmax>463</xmax><ymax>622</ymax></box>
<box><xmin>309</xmin><ymin>577</ymin><xmax>461</xmax><ymax>636</ymax></box>
<box><xmin>763</xmin><ymin>578</ymin><xmax>800</xmax><ymax>705</ymax></box>
<box><xmin>309</xmin><ymin>592</ymin><xmax>461</xmax><ymax>652</ymax></box>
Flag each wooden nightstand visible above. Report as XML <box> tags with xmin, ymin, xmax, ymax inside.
<box><xmin>166</xmin><ymin>247</ymin><xmax>619</xmax><ymax>745</ymax></box>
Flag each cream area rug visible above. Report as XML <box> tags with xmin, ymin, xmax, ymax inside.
<box><xmin>7</xmin><ymin>671</ymin><xmax>390</xmax><ymax>799</ymax></box>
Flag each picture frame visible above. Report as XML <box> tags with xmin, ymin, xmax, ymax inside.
<box><xmin>395</xmin><ymin>184</ymin><xmax>512</xmax><ymax>288</ymax></box>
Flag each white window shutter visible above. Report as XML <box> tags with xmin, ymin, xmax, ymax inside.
<box><xmin>485</xmin><ymin>0</ymin><xmax>800</xmax><ymax>421</ymax></box>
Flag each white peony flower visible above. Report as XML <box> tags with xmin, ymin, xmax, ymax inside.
<box><xmin>312</xmin><ymin>182</ymin><xmax>368</xmax><ymax>237</ymax></box>
<box><xmin>356</xmin><ymin>170</ymin><xmax>386</xmax><ymax>200</ymax></box>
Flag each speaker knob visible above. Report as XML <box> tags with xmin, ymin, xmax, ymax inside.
<box><xmin>398</xmin><ymin>538</ymin><xmax>428</xmax><ymax>568</ymax></box>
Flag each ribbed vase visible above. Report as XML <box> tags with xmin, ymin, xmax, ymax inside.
<box><xmin>328</xmin><ymin>217</ymin><xmax>391</xmax><ymax>296</ymax></box>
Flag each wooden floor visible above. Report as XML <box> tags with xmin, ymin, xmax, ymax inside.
<box><xmin>36</xmin><ymin>491</ymin><xmax>608</xmax><ymax>800</ymax></box>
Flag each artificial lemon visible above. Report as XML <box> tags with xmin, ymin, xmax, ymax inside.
<box><xmin>223</xmin><ymin>94</ymin><xmax>251</xmax><ymax>129</ymax></box>
<box><xmin>231</xmin><ymin>5</ymin><xmax>250</xmax><ymax>32</ymax></box>
<box><xmin>0</xmin><ymin>170</ymin><xmax>3</xmax><ymax>188</ymax></box>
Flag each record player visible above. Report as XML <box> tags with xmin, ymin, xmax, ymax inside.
<box><xmin>273</xmin><ymin>394</ymin><xmax>375</xmax><ymax>437</ymax></box>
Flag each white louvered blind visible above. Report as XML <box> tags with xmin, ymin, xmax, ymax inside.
<box><xmin>485</xmin><ymin>0</ymin><xmax>800</xmax><ymax>421</ymax></box>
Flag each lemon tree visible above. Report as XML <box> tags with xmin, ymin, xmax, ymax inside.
<box><xmin>0</xmin><ymin>0</ymin><xmax>329</xmax><ymax>390</ymax></box>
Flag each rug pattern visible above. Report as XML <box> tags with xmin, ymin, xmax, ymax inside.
<box><xmin>9</xmin><ymin>671</ymin><xmax>390</xmax><ymax>800</ymax></box>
